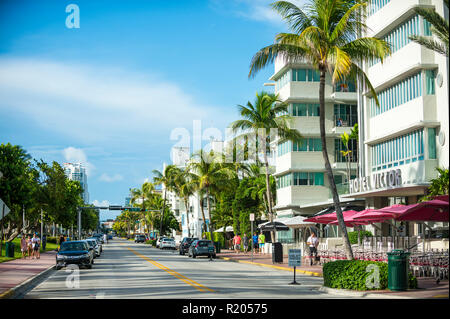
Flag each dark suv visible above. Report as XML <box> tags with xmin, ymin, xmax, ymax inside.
<box><xmin>179</xmin><ymin>237</ymin><xmax>198</xmax><ymax>255</ymax></box>
<box><xmin>188</xmin><ymin>240</ymin><xmax>216</xmax><ymax>259</ymax></box>
<box><xmin>135</xmin><ymin>234</ymin><xmax>146</xmax><ymax>243</ymax></box>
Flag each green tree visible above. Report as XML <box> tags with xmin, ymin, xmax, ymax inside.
<box><xmin>130</xmin><ymin>182</ymin><xmax>156</xmax><ymax>235</ymax></box>
<box><xmin>230</xmin><ymin>91</ymin><xmax>302</xmax><ymax>242</ymax></box>
<box><xmin>409</xmin><ymin>0</ymin><xmax>449</xmax><ymax>57</ymax></box>
<box><xmin>420</xmin><ymin>167</ymin><xmax>449</xmax><ymax>201</ymax></box>
<box><xmin>188</xmin><ymin>150</ymin><xmax>235</xmax><ymax>239</ymax></box>
<box><xmin>248</xmin><ymin>0</ymin><xmax>390</xmax><ymax>259</ymax></box>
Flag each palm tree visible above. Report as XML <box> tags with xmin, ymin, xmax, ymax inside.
<box><xmin>188</xmin><ymin>150</ymin><xmax>235</xmax><ymax>240</ymax></box>
<box><xmin>230</xmin><ymin>91</ymin><xmax>302</xmax><ymax>242</ymax></box>
<box><xmin>152</xmin><ymin>165</ymin><xmax>177</xmax><ymax>237</ymax></box>
<box><xmin>130</xmin><ymin>182</ymin><xmax>156</xmax><ymax>236</ymax></box>
<box><xmin>409</xmin><ymin>0</ymin><xmax>449</xmax><ymax>57</ymax></box>
<box><xmin>248</xmin><ymin>0</ymin><xmax>390</xmax><ymax>259</ymax></box>
<box><xmin>172</xmin><ymin>167</ymin><xmax>196</xmax><ymax>237</ymax></box>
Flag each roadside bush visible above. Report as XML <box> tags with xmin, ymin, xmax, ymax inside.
<box><xmin>146</xmin><ymin>239</ymin><xmax>156</xmax><ymax>247</ymax></box>
<box><xmin>347</xmin><ymin>231</ymin><xmax>373</xmax><ymax>245</ymax></box>
<box><xmin>323</xmin><ymin>259</ymin><xmax>418</xmax><ymax>291</ymax></box>
<box><xmin>203</xmin><ymin>232</ymin><xmax>225</xmax><ymax>248</ymax></box>
<box><xmin>46</xmin><ymin>236</ymin><xmax>58</xmax><ymax>244</ymax></box>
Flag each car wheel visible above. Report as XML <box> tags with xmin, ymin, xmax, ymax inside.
<box><xmin>86</xmin><ymin>263</ymin><xmax>92</xmax><ymax>269</ymax></box>
<box><xmin>192</xmin><ymin>253</ymin><xmax>196</xmax><ymax>259</ymax></box>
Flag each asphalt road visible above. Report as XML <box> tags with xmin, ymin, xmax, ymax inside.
<box><xmin>22</xmin><ymin>238</ymin><xmax>347</xmax><ymax>299</ymax></box>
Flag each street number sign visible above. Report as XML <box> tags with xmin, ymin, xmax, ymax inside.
<box><xmin>288</xmin><ymin>249</ymin><xmax>302</xmax><ymax>267</ymax></box>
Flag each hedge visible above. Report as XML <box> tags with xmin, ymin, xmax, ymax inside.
<box><xmin>323</xmin><ymin>259</ymin><xmax>417</xmax><ymax>291</ymax></box>
<box><xmin>145</xmin><ymin>239</ymin><xmax>156</xmax><ymax>246</ymax></box>
<box><xmin>347</xmin><ymin>231</ymin><xmax>373</xmax><ymax>245</ymax></box>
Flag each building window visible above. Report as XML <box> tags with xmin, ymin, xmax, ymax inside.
<box><xmin>278</xmin><ymin>138</ymin><xmax>322</xmax><ymax>156</ymax></box>
<box><xmin>335</xmin><ymin>139</ymin><xmax>358</xmax><ymax>162</ymax></box>
<box><xmin>371</xmin><ymin>129</ymin><xmax>424</xmax><ymax>171</ymax></box>
<box><xmin>291</xmin><ymin>103</ymin><xmax>320</xmax><ymax>117</ymax></box>
<box><xmin>277</xmin><ymin>172</ymin><xmax>325</xmax><ymax>188</ymax></box>
<box><xmin>426</xmin><ymin>70</ymin><xmax>436</xmax><ymax>95</ymax></box>
<box><xmin>291</xmin><ymin>68</ymin><xmax>320</xmax><ymax>82</ymax></box>
<box><xmin>368</xmin><ymin>0</ymin><xmax>391</xmax><ymax>16</ymax></box>
<box><xmin>428</xmin><ymin>128</ymin><xmax>437</xmax><ymax>159</ymax></box>
<box><xmin>369</xmin><ymin>15</ymin><xmax>420</xmax><ymax>66</ymax></box>
<box><xmin>370</xmin><ymin>72</ymin><xmax>422</xmax><ymax>117</ymax></box>
<box><xmin>334</xmin><ymin>104</ymin><xmax>357</xmax><ymax>126</ymax></box>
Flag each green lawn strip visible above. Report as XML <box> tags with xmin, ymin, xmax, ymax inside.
<box><xmin>0</xmin><ymin>238</ymin><xmax>58</xmax><ymax>263</ymax></box>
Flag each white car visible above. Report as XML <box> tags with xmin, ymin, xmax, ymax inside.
<box><xmin>159</xmin><ymin>238</ymin><xmax>176</xmax><ymax>250</ymax></box>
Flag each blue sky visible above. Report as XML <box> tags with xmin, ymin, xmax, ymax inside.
<box><xmin>0</xmin><ymin>0</ymin><xmax>299</xmax><ymax>220</ymax></box>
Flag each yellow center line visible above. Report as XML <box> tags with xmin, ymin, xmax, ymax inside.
<box><xmin>124</xmin><ymin>246</ymin><xmax>215</xmax><ymax>293</ymax></box>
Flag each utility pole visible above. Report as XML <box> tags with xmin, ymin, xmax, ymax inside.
<box><xmin>78</xmin><ymin>207</ymin><xmax>82</xmax><ymax>240</ymax></box>
<box><xmin>41</xmin><ymin>209</ymin><xmax>43</xmax><ymax>241</ymax></box>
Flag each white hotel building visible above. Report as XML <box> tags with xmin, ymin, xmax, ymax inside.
<box><xmin>63</xmin><ymin>162</ymin><xmax>89</xmax><ymax>204</ymax></box>
<box><xmin>342</xmin><ymin>0</ymin><xmax>449</xmax><ymax>239</ymax></box>
<box><xmin>270</xmin><ymin>0</ymin><xmax>449</xmax><ymax>243</ymax></box>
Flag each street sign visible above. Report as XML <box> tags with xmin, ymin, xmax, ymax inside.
<box><xmin>249</xmin><ymin>213</ymin><xmax>255</xmax><ymax>221</ymax></box>
<box><xmin>288</xmin><ymin>249</ymin><xmax>302</xmax><ymax>285</ymax></box>
<box><xmin>0</xmin><ymin>198</ymin><xmax>11</xmax><ymax>221</ymax></box>
<box><xmin>288</xmin><ymin>249</ymin><xmax>302</xmax><ymax>267</ymax></box>
<box><xmin>109</xmin><ymin>205</ymin><xmax>123</xmax><ymax>210</ymax></box>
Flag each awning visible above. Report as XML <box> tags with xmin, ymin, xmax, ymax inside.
<box><xmin>260</xmin><ymin>221</ymin><xmax>289</xmax><ymax>231</ymax></box>
<box><xmin>214</xmin><ymin>226</ymin><xmax>234</xmax><ymax>233</ymax></box>
<box><xmin>283</xmin><ymin>216</ymin><xmax>316</xmax><ymax>228</ymax></box>
<box><xmin>258</xmin><ymin>218</ymin><xmax>290</xmax><ymax>228</ymax></box>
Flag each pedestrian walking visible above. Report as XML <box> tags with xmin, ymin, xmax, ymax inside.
<box><xmin>258</xmin><ymin>233</ymin><xmax>265</xmax><ymax>254</ymax></box>
<box><xmin>306</xmin><ymin>231</ymin><xmax>319</xmax><ymax>266</ymax></box>
<box><xmin>243</xmin><ymin>233</ymin><xmax>249</xmax><ymax>253</ymax></box>
<box><xmin>103</xmin><ymin>233</ymin><xmax>108</xmax><ymax>244</ymax></box>
<box><xmin>31</xmin><ymin>233</ymin><xmax>40</xmax><ymax>259</ymax></box>
<box><xmin>20</xmin><ymin>234</ymin><xmax>28</xmax><ymax>259</ymax></box>
<box><xmin>42</xmin><ymin>234</ymin><xmax>47</xmax><ymax>251</ymax></box>
<box><xmin>58</xmin><ymin>234</ymin><xmax>65</xmax><ymax>251</ymax></box>
<box><xmin>232</xmin><ymin>234</ymin><xmax>241</xmax><ymax>253</ymax></box>
<box><xmin>252</xmin><ymin>232</ymin><xmax>258</xmax><ymax>253</ymax></box>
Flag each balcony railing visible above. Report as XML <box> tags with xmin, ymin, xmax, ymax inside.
<box><xmin>329</xmin><ymin>182</ymin><xmax>350</xmax><ymax>198</ymax></box>
<box><xmin>335</xmin><ymin>150</ymin><xmax>357</xmax><ymax>163</ymax></box>
<box><xmin>334</xmin><ymin>115</ymin><xmax>357</xmax><ymax>128</ymax></box>
<box><xmin>334</xmin><ymin>82</ymin><xmax>356</xmax><ymax>93</ymax></box>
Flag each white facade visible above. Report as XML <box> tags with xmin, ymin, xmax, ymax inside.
<box><xmin>344</xmin><ymin>0</ymin><xmax>449</xmax><ymax>237</ymax></box>
<box><xmin>271</xmin><ymin>56</ymin><xmax>360</xmax><ymax>223</ymax></box>
<box><xmin>63</xmin><ymin>162</ymin><xmax>89</xmax><ymax>204</ymax></box>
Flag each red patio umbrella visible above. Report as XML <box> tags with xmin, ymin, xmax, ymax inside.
<box><xmin>352</xmin><ymin>205</ymin><xmax>407</xmax><ymax>222</ymax></box>
<box><xmin>396</xmin><ymin>199</ymin><xmax>449</xmax><ymax>222</ymax></box>
<box><xmin>304</xmin><ymin>210</ymin><xmax>360</xmax><ymax>224</ymax></box>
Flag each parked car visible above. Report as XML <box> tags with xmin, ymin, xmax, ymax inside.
<box><xmin>188</xmin><ymin>240</ymin><xmax>216</xmax><ymax>259</ymax></box>
<box><xmin>85</xmin><ymin>238</ymin><xmax>101</xmax><ymax>257</ymax></box>
<box><xmin>107</xmin><ymin>234</ymin><xmax>113</xmax><ymax>240</ymax></box>
<box><xmin>56</xmin><ymin>241</ymin><xmax>94</xmax><ymax>270</ymax></box>
<box><xmin>93</xmin><ymin>233</ymin><xmax>104</xmax><ymax>244</ymax></box>
<box><xmin>156</xmin><ymin>236</ymin><xmax>167</xmax><ymax>248</ymax></box>
<box><xmin>160</xmin><ymin>238</ymin><xmax>176</xmax><ymax>250</ymax></box>
<box><xmin>179</xmin><ymin>237</ymin><xmax>199</xmax><ymax>255</ymax></box>
<box><xmin>135</xmin><ymin>234</ymin><xmax>146</xmax><ymax>243</ymax></box>
<box><xmin>87</xmin><ymin>237</ymin><xmax>102</xmax><ymax>253</ymax></box>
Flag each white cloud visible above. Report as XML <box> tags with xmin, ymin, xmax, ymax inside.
<box><xmin>99</xmin><ymin>173</ymin><xmax>124</xmax><ymax>183</ymax></box>
<box><xmin>62</xmin><ymin>146</ymin><xmax>95</xmax><ymax>176</ymax></box>
<box><xmin>0</xmin><ymin>57</ymin><xmax>234</xmax><ymax>146</ymax></box>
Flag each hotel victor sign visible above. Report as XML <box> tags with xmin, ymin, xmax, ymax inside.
<box><xmin>349</xmin><ymin>169</ymin><xmax>402</xmax><ymax>194</ymax></box>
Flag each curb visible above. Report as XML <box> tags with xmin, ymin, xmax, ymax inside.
<box><xmin>217</xmin><ymin>256</ymin><xmax>322</xmax><ymax>277</ymax></box>
<box><xmin>0</xmin><ymin>263</ymin><xmax>55</xmax><ymax>299</ymax></box>
<box><xmin>318</xmin><ymin>286</ymin><xmax>413</xmax><ymax>299</ymax></box>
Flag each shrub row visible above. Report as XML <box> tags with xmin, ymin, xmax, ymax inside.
<box><xmin>323</xmin><ymin>259</ymin><xmax>417</xmax><ymax>291</ymax></box>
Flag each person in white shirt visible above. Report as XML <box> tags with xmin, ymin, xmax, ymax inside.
<box><xmin>306</xmin><ymin>231</ymin><xmax>319</xmax><ymax>266</ymax></box>
<box><xmin>103</xmin><ymin>233</ymin><xmax>108</xmax><ymax>244</ymax></box>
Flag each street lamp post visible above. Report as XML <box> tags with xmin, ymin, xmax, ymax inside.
<box><xmin>250</xmin><ymin>213</ymin><xmax>255</xmax><ymax>263</ymax></box>
<box><xmin>78</xmin><ymin>207</ymin><xmax>81</xmax><ymax>240</ymax></box>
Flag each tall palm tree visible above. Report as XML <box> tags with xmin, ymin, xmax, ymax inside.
<box><xmin>409</xmin><ymin>0</ymin><xmax>449</xmax><ymax>57</ymax></box>
<box><xmin>248</xmin><ymin>0</ymin><xmax>390</xmax><ymax>259</ymax></box>
<box><xmin>152</xmin><ymin>165</ymin><xmax>177</xmax><ymax>237</ymax></box>
<box><xmin>188</xmin><ymin>150</ymin><xmax>235</xmax><ymax>239</ymax></box>
<box><xmin>172</xmin><ymin>167</ymin><xmax>196</xmax><ymax>238</ymax></box>
<box><xmin>230</xmin><ymin>91</ymin><xmax>302</xmax><ymax>242</ymax></box>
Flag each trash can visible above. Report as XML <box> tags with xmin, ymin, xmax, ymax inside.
<box><xmin>387</xmin><ymin>249</ymin><xmax>410</xmax><ymax>291</ymax></box>
<box><xmin>5</xmin><ymin>242</ymin><xmax>15</xmax><ymax>258</ymax></box>
<box><xmin>272</xmin><ymin>242</ymin><xmax>283</xmax><ymax>263</ymax></box>
<box><xmin>214</xmin><ymin>241</ymin><xmax>221</xmax><ymax>253</ymax></box>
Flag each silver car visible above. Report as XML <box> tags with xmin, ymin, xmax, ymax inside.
<box><xmin>85</xmin><ymin>239</ymin><xmax>101</xmax><ymax>258</ymax></box>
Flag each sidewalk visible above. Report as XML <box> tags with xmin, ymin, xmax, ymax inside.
<box><xmin>0</xmin><ymin>251</ymin><xmax>56</xmax><ymax>298</ymax></box>
<box><xmin>216</xmin><ymin>249</ymin><xmax>449</xmax><ymax>299</ymax></box>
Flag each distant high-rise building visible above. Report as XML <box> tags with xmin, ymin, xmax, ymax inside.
<box><xmin>64</xmin><ymin>163</ymin><xmax>89</xmax><ymax>204</ymax></box>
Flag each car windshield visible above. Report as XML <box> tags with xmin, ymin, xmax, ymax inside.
<box><xmin>163</xmin><ymin>238</ymin><xmax>174</xmax><ymax>242</ymax></box>
<box><xmin>60</xmin><ymin>242</ymin><xmax>87</xmax><ymax>252</ymax></box>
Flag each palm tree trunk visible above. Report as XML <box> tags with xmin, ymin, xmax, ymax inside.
<box><xmin>263</xmin><ymin>150</ymin><xmax>275</xmax><ymax>243</ymax></box>
<box><xmin>206</xmin><ymin>188</ymin><xmax>214</xmax><ymax>241</ymax></box>
<box><xmin>319</xmin><ymin>69</ymin><xmax>353</xmax><ymax>260</ymax></box>
<box><xmin>184</xmin><ymin>198</ymin><xmax>190</xmax><ymax>237</ymax></box>
<box><xmin>199</xmin><ymin>195</ymin><xmax>207</xmax><ymax>235</ymax></box>
<box><xmin>159</xmin><ymin>189</ymin><xmax>167</xmax><ymax>236</ymax></box>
